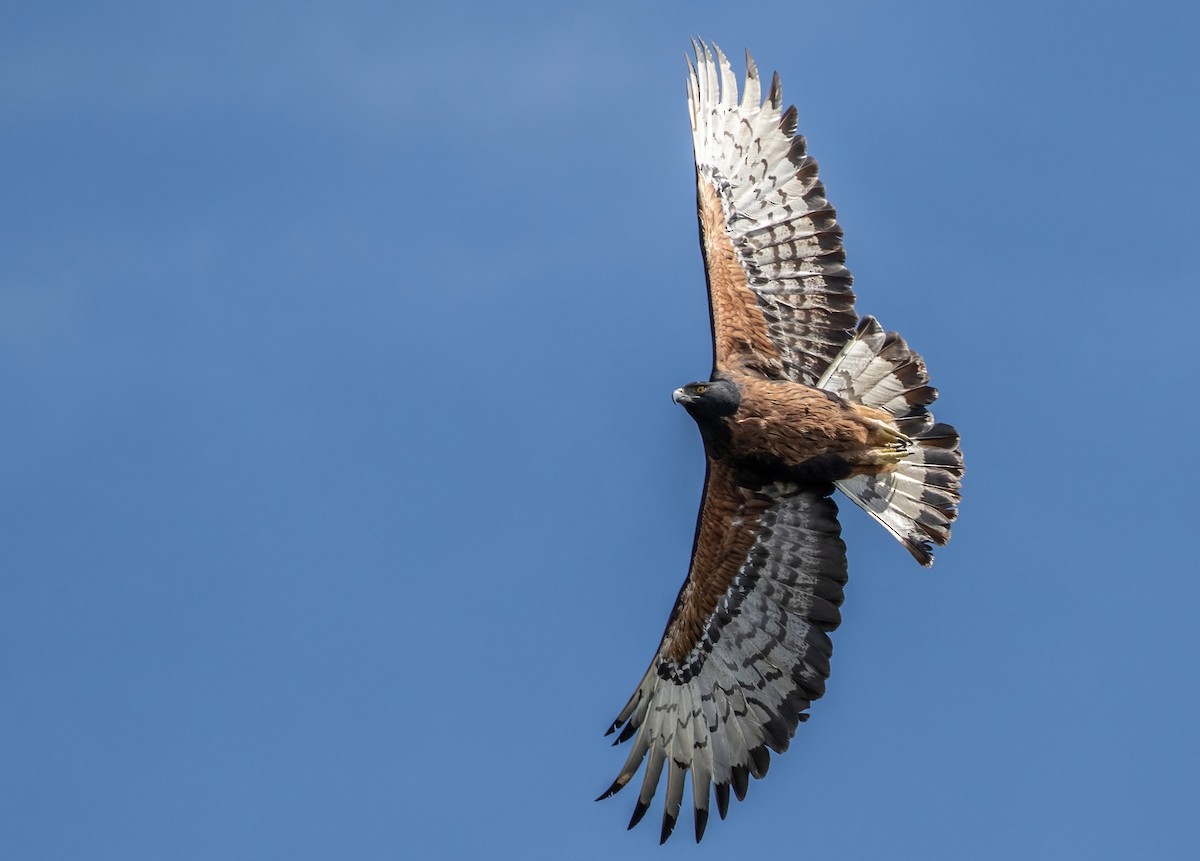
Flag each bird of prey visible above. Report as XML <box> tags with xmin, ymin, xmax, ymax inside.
<box><xmin>597</xmin><ymin>42</ymin><xmax>964</xmax><ymax>843</ymax></box>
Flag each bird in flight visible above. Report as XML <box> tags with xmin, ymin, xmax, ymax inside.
<box><xmin>597</xmin><ymin>41</ymin><xmax>964</xmax><ymax>843</ymax></box>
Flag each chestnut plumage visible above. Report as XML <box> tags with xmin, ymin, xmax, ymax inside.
<box><xmin>599</xmin><ymin>41</ymin><xmax>963</xmax><ymax>843</ymax></box>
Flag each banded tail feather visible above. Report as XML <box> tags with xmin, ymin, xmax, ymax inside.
<box><xmin>601</xmin><ymin>40</ymin><xmax>966</xmax><ymax>844</ymax></box>
<box><xmin>817</xmin><ymin>316</ymin><xmax>963</xmax><ymax>564</ymax></box>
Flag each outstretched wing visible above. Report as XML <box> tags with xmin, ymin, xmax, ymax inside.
<box><xmin>598</xmin><ymin>463</ymin><xmax>848</xmax><ymax>843</ymax></box>
<box><xmin>689</xmin><ymin>41</ymin><xmax>857</xmax><ymax>384</ymax></box>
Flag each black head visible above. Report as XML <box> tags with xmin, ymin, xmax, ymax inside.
<box><xmin>671</xmin><ymin>378</ymin><xmax>741</xmax><ymax>420</ymax></box>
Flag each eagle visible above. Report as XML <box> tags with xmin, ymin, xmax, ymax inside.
<box><xmin>597</xmin><ymin>42</ymin><xmax>964</xmax><ymax>843</ymax></box>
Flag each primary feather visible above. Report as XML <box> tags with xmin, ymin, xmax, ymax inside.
<box><xmin>600</xmin><ymin>41</ymin><xmax>963</xmax><ymax>843</ymax></box>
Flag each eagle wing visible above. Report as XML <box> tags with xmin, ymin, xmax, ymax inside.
<box><xmin>598</xmin><ymin>463</ymin><xmax>847</xmax><ymax>842</ymax></box>
<box><xmin>689</xmin><ymin>41</ymin><xmax>857</xmax><ymax>383</ymax></box>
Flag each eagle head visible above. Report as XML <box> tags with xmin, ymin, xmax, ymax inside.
<box><xmin>671</xmin><ymin>378</ymin><xmax>741</xmax><ymax>419</ymax></box>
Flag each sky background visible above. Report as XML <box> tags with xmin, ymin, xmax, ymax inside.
<box><xmin>3</xmin><ymin>1</ymin><xmax>1199</xmax><ymax>858</ymax></box>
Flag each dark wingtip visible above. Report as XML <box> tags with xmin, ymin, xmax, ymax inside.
<box><xmin>659</xmin><ymin>811</ymin><xmax>677</xmax><ymax>844</ymax></box>
<box><xmin>694</xmin><ymin>807</ymin><xmax>710</xmax><ymax>843</ymax></box>
<box><xmin>613</xmin><ymin>720</ymin><xmax>638</xmax><ymax>745</ymax></box>
<box><xmin>715</xmin><ymin>782</ymin><xmax>730</xmax><ymax>819</ymax></box>
<box><xmin>779</xmin><ymin>104</ymin><xmax>798</xmax><ymax>138</ymax></box>
<box><xmin>768</xmin><ymin>71</ymin><xmax>782</xmax><ymax>107</ymax></box>
<box><xmin>731</xmin><ymin>764</ymin><xmax>749</xmax><ymax>801</ymax></box>
<box><xmin>627</xmin><ymin>799</ymin><xmax>650</xmax><ymax>831</ymax></box>
<box><xmin>750</xmin><ymin>744</ymin><xmax>771</xmax><ymax>778</ymax></box>
<box><xmin>595</xmin><ymin>781</ymin><xmax>622</xmax><ymax>802</ymax></box>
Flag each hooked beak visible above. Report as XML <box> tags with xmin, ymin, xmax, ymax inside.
<box><xmin>672</xmin><ymin>387</ymin><xmax>688</xmax><ymax>405</ymax></box>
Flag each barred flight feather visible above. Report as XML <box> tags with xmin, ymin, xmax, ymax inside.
<box><xmin>688</xmin><ymin>40</ymin><xmax>856</xmax><ymax>384</ymax></box>
<box><xmin>602</xmin><ymin>40</ymin><xmax>964</xmax><ymax>845</ymax></box>
<box><xmin>599</xmin><ymin>480</ymin><xmax>847</xmax><ymax>843</ymax></box>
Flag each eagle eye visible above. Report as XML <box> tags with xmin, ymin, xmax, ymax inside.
<box><xmin>694</xmin><ymin>384</ymin><xmax>707</xmax><ymax>395</ymax></box>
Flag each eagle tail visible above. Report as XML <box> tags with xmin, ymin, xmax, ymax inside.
<box><xmin>817</xmin><ymin>317</ymin><xmax>964</xmax><ymax>565</ymax></box>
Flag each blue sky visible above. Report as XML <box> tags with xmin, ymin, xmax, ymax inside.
<box><xmin>3</xmin><ymin>1</ymin><xmax>1199</xmax><ymax>858</ymax></box>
